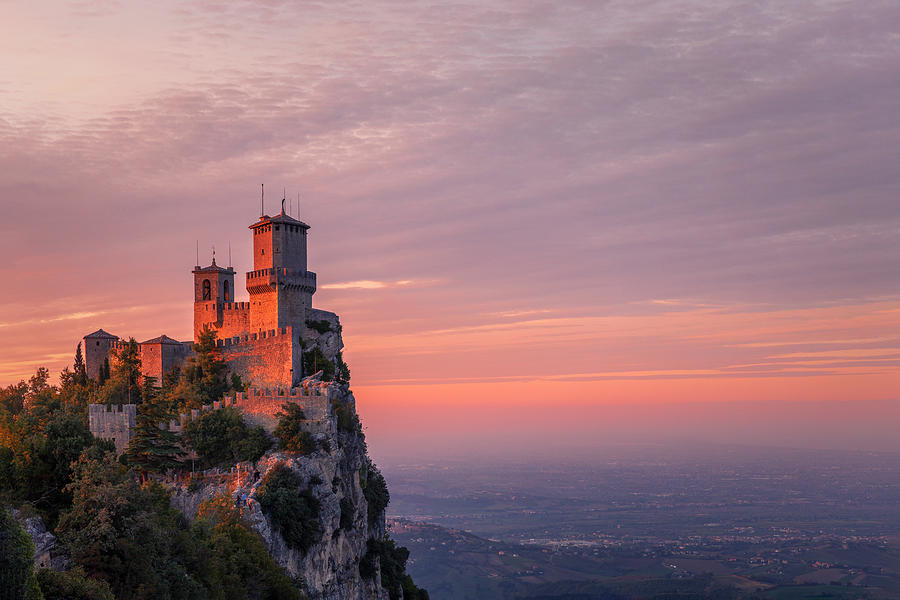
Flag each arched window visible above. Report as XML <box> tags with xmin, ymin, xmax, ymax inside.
<box><xmin>223</xmin><ymin>280</ymin><xmax>231</xmax><ymax>302</ymax></box>
<box><xmin>202</xmin><ymin>279</ymin><xmax>211</xmax><ymax>300</ymax></box>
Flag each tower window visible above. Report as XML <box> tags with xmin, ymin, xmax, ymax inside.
<box><xmin>203</xmin><ymin>279</ymin><xmax>211</xmax><ymax>300</ymax></box>
<box><xmin>223</xmin><ymin>280</ymin><xmax>231</xmax><ymax>302</ymax></box>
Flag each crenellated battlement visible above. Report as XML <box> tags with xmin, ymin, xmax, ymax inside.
<box><xmin>215</xmin><ymin>326</ymin><xmax>293</xmax><ymax>348</ymax></box>
<box><xmin>88</xmin><ymin>403</ymin><xmax>136</xmax><ymax>454</ymax></box>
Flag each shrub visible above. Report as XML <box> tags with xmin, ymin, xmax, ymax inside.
<box><xmin>274</xmin><ymin>404</ymin><xmax>317</xmax><ymax>455</ymax></box>
<box><xmin>255</xmin><ymin>464</ymin><xmax>322</xmax><ymax>553</ymax></box>
<box><xmin>360</xmin><ymin>536</ymin><xmax>425</xmax><ymax>600</ymax></box>
<box><xmin>183</xmin><ymin>407</ymin><xmax>271</xmax><ymax>468</ymax></box>
<box><xmin>362</xmin><ymin>460</ymin><xmax>390</xmax><ymax>526</ymax></box>
<box><xmin>305</xmin><ymin>319</ymin><xmax>333</xmax><ymax>335</ymax></box>
<box><xmin>302</xmin><ymin>348</ymin><xmax>334</xmax><ymax>381</ymax></box>
<box><xmin>36</xmin><ymin>567</ymin><xmax>115</xmax><ymax>600</ymax></box>
<box><xmin>334</xmin><ymin>402</ymin><xmax>361</xmax><ymax>435</ymax></box>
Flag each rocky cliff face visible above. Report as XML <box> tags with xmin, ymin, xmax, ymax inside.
<box><xmin>170</xmin><ymin>385</ymin><xmax>392</xmax><ymax>600</ymax></box>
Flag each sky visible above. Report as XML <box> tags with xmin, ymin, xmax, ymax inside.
<box><xmin>1</xmin><ymin>0</ymin><xmax>899</xmax><ymax>457</ymax></box>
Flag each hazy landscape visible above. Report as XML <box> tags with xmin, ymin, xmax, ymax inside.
<box><xmin>383</xmin><ymin>445</ymin><xmax>900</xmax><ymax>599</ymax></box>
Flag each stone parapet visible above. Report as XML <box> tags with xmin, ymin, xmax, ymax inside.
<box><xmin>88</xmin><ymin>403</ymin><xmax>136</xmax><ymax>454</ymax></box>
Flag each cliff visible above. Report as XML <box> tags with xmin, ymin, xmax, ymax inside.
<box><xmin>170</xmin><ymin>384</ymin><xmax>398</xmax><ymax>600</ymax></box>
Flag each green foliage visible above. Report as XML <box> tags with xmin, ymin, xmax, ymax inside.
<box><xmin>304</xmin><ymin>319</ymin><xmax>333</xmax><ymax>335</ymax></box>
<box><xmin>0</xmin><ymin>508</ymin><xmax>42</xmax><ymax>600</ymax></box>
<box><xmin>334</xmin><ymin>402</ymin><xmax>361</xmax><ymax>435</ymax></box>
<box><xmin>335</xmin><ymin>352</ymin><xmax>350</xmax><ymax>383</ymax></box>
<box><xmin>191</xmin><ymin>519</ymin><xmax>305</xmax><ymax>600</ymax></box>
<box><xmin>401</xmin><ymin>574</ymin><xmax>430</xmax><ymax>600</ymax></box>
<box><xmin>301</xmin><ymin>348</ymin><xmax>334</xmax><ymax>381</ymax></box>
<box><xmin>182</xmin><ymin>407</ymin><xmax>271</xmax><ymax>469</ymax></box>
<box><xmin>37</xmin><ymin>567</ymin><xmax>115</xmax><ymax>600</ymax></box>
<box><xmin>73</xmin><ymin>342</ymin><xmax>88</xmax><ymax>387</ymax></box>
<box><xmin>256</xmin><ymin>463</ymin><xmax>322</xmax><ymax>553</ymax></box>
<box><xmin>274</xmin><ymin>403</ymin><xmax>316</xmax><ymax>455</ymax></box>
<box><xmin>362</xmin><ymin>460</ymin><xmax>390</xmax><ymax>527</ymax></box>
<box><xmin>182</xmin><ymin>326</ymin><xmax>231</xmax><ymax>407</ymax></box>
<box><xmin>97</xmin><ymin>339</ymin><xmax>141</xmax><ymax>405</ymax></box>
<box><xmin>56</xmin><ymin>450</ymin><xmax>206</xmax><ymax>599</ymax></box>
<box><xmin>360</xmin><ymin>536</ymin><xmax>425</xmax><ymax>600</ymax></box>
<box><xmin>124</xmin><ymin>401</ymin><xmax>184</xmax><ymax>475</ymax></box>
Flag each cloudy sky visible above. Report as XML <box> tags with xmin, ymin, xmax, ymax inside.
<box><xmin>2</xmin><ymin>1</ymin><xmax>899</xmax><ymax>456</ymax></box>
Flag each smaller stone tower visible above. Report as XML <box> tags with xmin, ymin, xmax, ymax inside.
<box><xmin>83</xmin><ymin>329</ymin><xmax>118</xmax><ymax>380</ymax></box>
<box><xmin>192</xmin><ymin>258</ymin><xmax>236</xmax><ymax>340</ymax></box>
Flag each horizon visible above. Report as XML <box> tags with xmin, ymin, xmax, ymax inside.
<box><xmin>3</xmin><ymin>0</ymin><xmax>900</xmax><ymax>455</ymax></box>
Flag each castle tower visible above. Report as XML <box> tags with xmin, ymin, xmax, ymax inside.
<box><xmin>83</xmin><ymin>329</ymin><xmax>118</xmax><ymax>380</ymax></box>
<box><xmin>246</xmin><ymin>206</ymin><xmax>317</xmax><ymax>332</ymax></box>
<box><xmin>192</xmin><ymin>257</ymin><xmax>237</xmax><ymax>340</ymax></box>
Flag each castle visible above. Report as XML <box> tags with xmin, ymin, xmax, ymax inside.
<box><xmin>83</xmin><ymin>205</ymin><xmax>339</xmax><ymax>389</ymax></box>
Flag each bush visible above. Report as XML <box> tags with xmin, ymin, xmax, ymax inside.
<box><xmin>183</xmin><ymin>407</ymin><xmax>271</xmax><ymax>468</ymax></box>
<box><xmin>362</xmin><ymin>460</ymin><xmax>390</xmax><ymax>526</ymax></box>
<box><xmin>255</xmin><ymin>464</ymin><xmax>322</xmax><ymax>553</ymax></box>
<box><xmin>302</xmin><ymin>348</ymin><xmax>334</xmax><ymax>381</ymax></box>
<box><xmin>37</xmin><ymin>567</ymin><xmax>115</xmax><ymax>600</ymax></box>
<box><xmin>305</xmin><ymin>319</ymin><xmax>333</xmax><ymax>334</ymax></box>
<box><xmin>334</xmin><ymin>402</ymin><xmax>361</xmax><ymax>435</ymax></box>
<box><xmin>274</xmin><ymin>404</ymin><xmax>317</xmax><ymax>455</ymax></box>
<box><xmin>360</xmin><ymin>536</ymin><xmax>425</xmax><ymax>600</ymax></box>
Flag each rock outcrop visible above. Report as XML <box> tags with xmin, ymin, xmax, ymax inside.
<box><xmin>170</xmin><ymin>385</ymin><xmax>393</xmax><ymax>600</ymax></box>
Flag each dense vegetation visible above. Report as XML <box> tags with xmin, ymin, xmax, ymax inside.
<box><xmin>360</xmin><ymin>537</ymin><xmax>430</xmax><ymax>600</ymax></box>
<box><xmin>273</xmin><ymin>403</ymin><xmax>317</xmax><ymax>455</ymax></box>
<box><xmin>362</xmin><ymin>459</ymin><xmax>390</xmax><ymax>527</ymax></box>
<box><xmin>0</xmin><ymin>327</ymin><xmax>426</xmax><ymax>599</ymax></box>
<box><xmin>182</xmin><ymin>406</ymin><xmax>271</xmax><ymax>469</ymax></box>
<box><xmin>255</xmin><ymin>463</ymin><xmax>322</xmax><ymax>553</ymax></box>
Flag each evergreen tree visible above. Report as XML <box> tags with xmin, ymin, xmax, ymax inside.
<box><xmin>97</xmin><ymin>339</ymin><xmax>141</xmax><ymax>405</ymax></box>
<box><xmin>125</xmin><ymin>401</ymin><xmax>184</xmax><ymax>477</ymax></box>
<box><xmin>73</xmin><ymin>342</ymin><xmax>88</xmax><ymax>386</ymax></box>
<box><xmin>183</xmin><ymin>326</ymin><xmax>230</xmax><ymax>406</ymax></box>
<box><xmin>98</xmin><ymin>357</ymin><xmax>110</xmax><ymax>386</ymax></box>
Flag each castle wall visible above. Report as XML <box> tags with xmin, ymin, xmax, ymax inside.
<box><xmin>231</xmin><ymin>387</ymin><xmax>331</xmax><ymax>433</ymax></box>
<box><xmin>88</xmin><ymin>403</ymin><xmax>136</xmax><ymax>454</ymax></box>
<box><xmin>220</xmin><ymin>326</ymin><xmax>302</xmax><ymax>388</ymax></box>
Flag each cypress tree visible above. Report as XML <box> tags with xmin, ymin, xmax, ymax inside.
<box><xmin>74</xmin><ymin>342</ymin><xmax>88</xmax><ymax>385</ymax></box>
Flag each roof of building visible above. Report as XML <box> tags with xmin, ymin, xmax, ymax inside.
<box><xmin>84</xmin><ymin>328</ymin><xmax>119</xmax><ymax>339</ymax></box>
<box><xmin>192</xmin><ymin>257</ymin><xmax>234</xmax><ymax>274</ymax></box>
<box><xmin>250</xmin><ymin>210</ymin><xmax>310</xmax><ymax>230</ymax></box>
<box><xmin>140</xmin><ymin>334</ymin><xmax>185</xmax><ymax>346</ymax></box>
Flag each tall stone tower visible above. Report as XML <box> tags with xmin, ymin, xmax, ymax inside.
<box><xmin>192</xmin><ymin>258</ymin><xmax>237</xmax><ymax>340</ymax></box>
<box><xmin>247</xmin><ymin>207</ymin><xmax>317</xmax><ymax>332</ymax></box>
<box><xmin>83</xmin><ymin>329</ymin><xmax>119</xmax><ymax>379</ymax></box>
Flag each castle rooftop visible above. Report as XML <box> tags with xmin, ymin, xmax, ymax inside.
<box><xmin>192</xmin><ymin>258</ymin><xmax>234</xmax><ymax>274</ymax></box>
<box><xmin>84</xmin><ymin>328</ymin><xmax>118</xmax><ymax>339</ymax></box>
<box><xmin>250</xmin><ymin>212</ymin><xmax>309</xmax><ymax>230</ymax></box>
<box><xmin>140</xmin><ymin>334</ymin><xmax>185</xmax><ymax>345</ymax></box>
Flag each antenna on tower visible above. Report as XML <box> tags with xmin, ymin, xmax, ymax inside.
<box><xmin>261</xmin><ymin>183</ymin><xmax>264</xmax><ymax>217</ymax></box>
<box><xmin>282</xmin><ymin>188</ymin><xmax>286</xmax><ymax>215</ymax></box>
<box><xmin>298</xmin><ymin>192</ymin><xmax>301</xmax><ymax>220</ymax></box>
<box><xmin>228</xmin><ymin>242</ymin><xmax>232</xmax><ymax>268</ymax></box>
<box><xmin>196</xmin><ymin>240</ymin><xmax>199</xmax><ymax>266</ymax></box>
<box><xmin>212</xmin><ymin>244</ymin><xmax>216</xmax><ymax>265</ymax></box>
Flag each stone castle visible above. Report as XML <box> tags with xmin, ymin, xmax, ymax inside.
<box><xmin>83</xmin><ymin>206</ymin><xmax>340</xmax><ymax>389</ymax></box>
<box><xmin>84</xmin><ymin>205</ymin><xmax>350</xmax><ymax>450</ymax></box>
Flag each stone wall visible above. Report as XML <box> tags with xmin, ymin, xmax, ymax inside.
<box><xmin>220</xmin><ymin>326</ymin><xmax>301</xmax><ymax>387</ymax></box>
<box><xmin>231</xmin><ymin>386</ymin><xmax>333</xmax><ymax>432</ymax></box>
<box><xmin>194</xmin><ymin>301</ymin><xmax>251</xmax><ymax>340</ymax></box>
<box><xmin>88</xmin><ymin>403</ymin><xmax>136</xmax><ymax>454</ymax></box>
<box><xmin>141</xmin><ymin>341</ymin><xmax>193</xmax><ymax>383</ymax></box>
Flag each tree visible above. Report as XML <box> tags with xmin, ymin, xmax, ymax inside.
<box><xmin>273</xmin><ymin>403</ymin><xmax>316</xmax><ymax>455</ymax></box>
<box><xmin>0</xmin><ymin>508</ymin><xmax>43</xmax><ymax>600</ymax></box>
<box><xmin>125</xmin><ymin>401</ymin><xmax>184</xmax><ymax>477</ymax></box>
<box><xmin>255</xmin><ymin>463</ymin><xmax>322</xmax><ymax>553</ymax></box>
<box><xmin>97</xmin><ymin>339</ymin><xmax>141</xmax><ymax>405</ymax></box>
<box><xmin>57</xmin><ymin>450</ymin><xmax>204</xmax><ymax>599</ymax></box>
<box><xmin>73</xmin><ymin>342</ymin><xmax>88</xmax><ymax>386</ymax></box>
<box><xmin>182</xmin><ymin>326</ymin><xmax>230</xmax><ymax>406</ymax></box>
<box><xmin>362</xmin><ymin>459</ymin><xmax>390</xmax><ymax>527</ymax></box>
<box><xmin>182</xmin><ymin>407</ymin><xmax>270</xmax><ymax>469</ymax></box>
